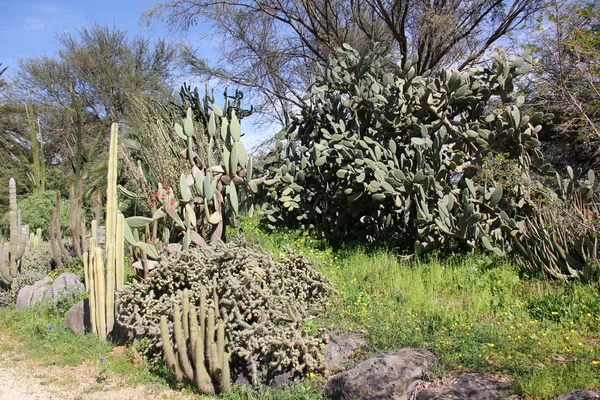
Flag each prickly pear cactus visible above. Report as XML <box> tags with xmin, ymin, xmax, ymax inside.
<box><xmin>260</xmin><ymin>43</ymin><xmax>600</xmax><ymax>280</ymax></box>
<box><xmin>150</xmin><ymin>100</ymin><xmax>263</xmax><ymax>246</ymax></box>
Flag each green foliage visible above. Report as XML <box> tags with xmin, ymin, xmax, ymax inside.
<box><xmin>117</xmin><ymin>239</ymin><xmax>334</xmax><ymax>385</ymax></box>
<box><xmin>527</xmin><ymin>0</ymin><xmax>600</xmax><ymax>173</ymax></box>
<box><xmin>0</xmin><ymin>191</ymin><xmax>69</xmax><ymax>239</ymax></box>
<box><xmin>527</xmin><ymin>283</ymin><xmax>600</xmax><ymax>327</ymax></box>
<box><xmin>241</xmin><ymin>219</ymin><xmax>600</xmax><ymax>398</ymax></box>
<box><xmin>0</xmin><ymin>306</ymin><xmax>113</xmax><ymax>367</ymax></box>
<box><xmin>262</xmin><ymin>44</ymin><xmax>547</xmax><ymax>247</ymax></box>
<box><xmin>261</xmin><ymin>43</ymin><xmax>600</xmax><ymax>280</ymax></box>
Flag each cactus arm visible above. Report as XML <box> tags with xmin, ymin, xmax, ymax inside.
<box><xmin>105</xmin><ymin>243</ymin><xmax>115</xmax><ymax>335</ymax></box>
<box><xmin>116</xmin><ymin>213</ymin><xmax>125</xmax><ymax>291</ymax></box>
<box><xmin>93</xmin><ymin>247</ymin><xmax>106</xmax><ymax>340</ymax></box>
<box><xmin>173</xmin><ymin>303</ymin><xmax>194</xmax><ymax>381</ymax></box>
<box><xmin>160</xmin><ymin>286</ymin><xmax>231</xmax><ymax>394</ymax></box>
<box><xmin>106</xmin><ymin>123</ymin><xmax>118</xmax><ymax>265</ymax></box>
<box><xmin>8</xmin><ymin>178</ymin><xmax>19</xmax><ymax>278</ymax></box>
<box><xmin>160</xmin><ymin>316</ymin><xmax>183</xmax><ymax>381</ymax></box>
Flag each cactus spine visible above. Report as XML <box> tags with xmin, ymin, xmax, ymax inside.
<box><xmin>84</xmin><ymin>123</ymin><xmax>125</xmax><ymax>340</ymax></box>
<box><xmin>160</xmin><ymin>287</ymin><xmax>231</xmax><ymax>394</ymax></box>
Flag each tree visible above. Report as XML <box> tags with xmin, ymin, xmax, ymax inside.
<box><xmin>526</xmin><ymin>0</ymin><xmax>600</xmax><ymax>172</ymax></box>
<box><xmin>146</xmin><ymin>0</ymin><xmax>543</xmax><ymax>124</ymax></box>
<box><xmin>17</xmin><ymin>23</ymin><xmax>176</xmax><ymax>183</ymax></box>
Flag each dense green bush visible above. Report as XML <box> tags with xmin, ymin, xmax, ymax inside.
<box><xmin>260</xmin><ymin>44</ymin><xmax>600</xmax><ymax>280</ymax></box>
<box><xmin>262</xmin><ymin>44</ymin><xmax>547</xmax><ymax>247</ymax></box>
<box><xmin>0</xmin><ymin>191</ymin><xmax>69</xmax><ymax>239</ymax></box>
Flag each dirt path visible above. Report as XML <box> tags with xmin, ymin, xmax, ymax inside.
<box><xmin>0</xmin><ymin>363</ymin><xmax>58</xmax><ymax>400</ymax></box>
<box><xmin>0</xmin><ymin>335</ymin><xmax>197</xmax><ymax>400</ymax></box>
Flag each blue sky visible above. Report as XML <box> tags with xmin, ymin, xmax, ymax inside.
<box><xmin>0</xmin><ymin>0</ymin><xmax>273</xmax><ymax>149</ymax></box>
<box><xmin>0</xmin><ymin>0</ymin><xmax>169</xmax><ymax>73</ymax></box>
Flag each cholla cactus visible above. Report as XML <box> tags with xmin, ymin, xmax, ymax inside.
<box><xmin>160</xmin><ymin>288</ymin><xmax>231</xmax><ymax>394</ymax></box>
<box><xmin>117</xmin><ymin>239</ymin><xmax>334</xmax><ymax>385</ymax></box>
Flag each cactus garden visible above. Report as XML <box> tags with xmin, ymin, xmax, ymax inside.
<box><xmin>1</xmin><ymin>1</ymin><xmax>600</xmax><ymax>398</ymax></box>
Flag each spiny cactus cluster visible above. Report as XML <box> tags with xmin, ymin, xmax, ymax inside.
<box><xmin>150</xmin><ymin>103</ymin><xmax>262</xmax><ymax>248</ymax></box>
<box><xmin>160</xmin><ymin>288</ymin><xmax>231</xmax><ymax>394</ymax></box>
<box><xmin>515</xmin><ymin>175</ymin><xmax>600</xmax><ymax>281</ymax></box>
<box><xmin>0</xmin><ymin>178</ymin><xmax>29</xmax><ymax>288</ymax></box>
<box><xmin>83</xmin><ymin>123</ymin><xmax>126</xmax><ymax>340</ymax></box>
<box><xmin>260</xmin><ymin>43</ymin><xmax>599</xmax><ymax>279</ymax></box>
<box><xmin>117</xmin><ymin>239</ymin><xmax>334</xmax><ymax>385</ymax></box>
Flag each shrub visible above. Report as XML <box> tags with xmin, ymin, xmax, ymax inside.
<box><xmin>0</xmin><ymin>191</ymin><xmax>70</xmax><ymax>239</ymax></box>
<box><xmin>261</xmin><ymin>44</ymin><xmax>548</xmax><ymax>249</ymax></box>
<box><xmin>116</xmin><ymin>239</ymin><xmax>334</xmax><ymax>385</ymax></box>
<box><xmin>260</xmin><ymin>43</ymin><xmax>600</xmax><ymax>280</ymax></box>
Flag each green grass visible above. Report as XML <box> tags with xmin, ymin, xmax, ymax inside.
<box><xmin>0</xmin><ymin>215</ymin><xmax>598</xmax><ymax>399</ymax></box>
<box><xmin>0</xmin><ymin>305</ymin><xmax>114</xmax><ymax>367</ymax></box>
<box><xmin>231</xmin><ymin>215</ymin><xmax>600</xmax><ymax>399</ymax></box>
<box><xmin>0</xmin><ymin>296</ymin><xmax>324</xmax><ymax>399</ymax></box>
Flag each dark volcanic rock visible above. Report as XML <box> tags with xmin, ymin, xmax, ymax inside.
<box><xmin>554</xmin><ymin>390</ymin><xmax>600</xmax><ymax>400</ymax></box>
<box><xmin>325</xmin><ymin>348</ymin><xmax>437</xmax><ymax>400</ymax></box>
<box><xmin>417</xmin><ymin>373</ymin><xmax>513</xmax><ymax>400</ymax></box>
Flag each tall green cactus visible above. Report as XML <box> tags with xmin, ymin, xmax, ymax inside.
<box><xmin>69</xmin><ymin>177</ymin><xmax>85</xmax><ymax>257</ymax></box>
<box><xmin>160</xmin><ymin>287</ymin><xmax>231</xmax><ymax>394</ymax></box>
<box><xmin>151</xmin><ymin>102</ymin><xmax>262</xmax><ymax>247</ymax></box>
<box><xmin>0</xmin><ymin>178</ymin><xmax>28</xmax><ymax>287</ymax></box>
<box><xmin>84</xmin><ymin>123</ymin><xmax>126</xmax><ymax>340</ymax></box>
<box><xmin>49</xmin><ymin>191</ymin><xmax>70</xmax><ymax>269</ymax></box>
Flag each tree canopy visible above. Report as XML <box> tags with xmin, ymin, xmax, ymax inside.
<box><xmin>146</xmin><ymin>0</ymin><xmax>544</xmax><ymax>124</ymax></box>
<box><xmin>17</xmin><ymin>23</ymin><xmax>176</xmax><ymax>182</ymax></box>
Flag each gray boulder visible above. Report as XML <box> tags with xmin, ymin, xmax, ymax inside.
<box><xmin>42</xmin><ymin>272</ymin><xmax>84</xmax><ymax>302</ymax></box>
<box><xmin>417</xmin><ymin>373</ymin><xmax>513</xmax><ymax>400</ymax></box>
<box><xmin>325</xmin><ymin>349</ymin><xmax>437</xmax><ymax>400</ymax></box>
<box><xmin>554</xmin><ymin>390</ymin><xmax>600</xmax><ymax>400</ymax></box>
<box><xmin>15</xmin><ymin>277</ymin><xmax>52</xmax><ymax>309</ymax></box>
<box><xmin>324</xmin><ymin>332</ymin><xmax>365</xmax><ymax>374</ymax></box>
<box><xmin>64</xmin><ymin>299</ymin><xmax>91</xmax><ymax>335</ymax></box>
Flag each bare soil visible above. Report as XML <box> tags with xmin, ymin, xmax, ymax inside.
<box><xmin>0</xmin><ymin>333</ymin><xmax>198</xmax><ymax>400</ymax></box>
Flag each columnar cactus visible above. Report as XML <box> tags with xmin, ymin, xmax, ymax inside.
<box><xmin>160</xmin><ymin>287</ymin><xmax>231</xmax><ymax>394</ymax></box>
<box><xmin>69</xmin><ymin>177</ymin><xmax>85</xmax><ymax>257</ymax></box>
<box><xmin>0</xmin><ymin>178</ymin><xmax>28</xmax><ymax>287</ymax></box>
<box><xmin>84</xmin><ymin>123</ymin><xmax>126</xmax><ymax>339</ymax></box>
